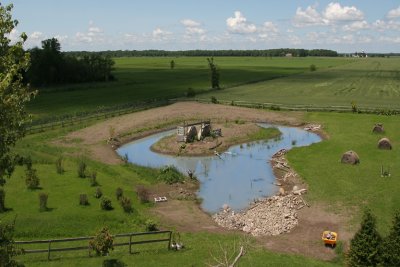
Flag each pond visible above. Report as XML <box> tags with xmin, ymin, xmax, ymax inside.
<box><xmin>116</xmin><ymin>123</ymin><xmax>321</xmax><ymax>213</ymax></box>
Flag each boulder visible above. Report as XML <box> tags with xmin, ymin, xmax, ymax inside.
<box><xmin>341</xmin><ymin>150</ymin><xmax>360</xmax><ymax>165</ymax></box>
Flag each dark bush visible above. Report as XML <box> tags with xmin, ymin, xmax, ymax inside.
<box><xmin>78</xmin><ymin>159</ymin><xmax>86</xmax><ymax>178</ymax></box>
<box><xmin>100</xmin><ymin>197</ymin><xmax>113</xmax><ymax>210</ymax></box>
<box><xmin>79</xmin><ymin>194</ymin><xmax>89</xmax><ymax>206</ymax></box>
<box><xmin>211</xmin><ymin>96</ymin><xmax>218</xmax><ymax>104</ymax></box>
<box><xmin>186</xmin><ymin>88</ymin><xmax>196</xmax><ymax>97</ymax></box>
<box><xmin>25</xmin><ymin>168</ymin><xmax>40</xmax><ymax>189</ymax></box>
<box><xmin>94</xmin><ymin>187</ymin><xmax>103</xmax><ymax>199</ymax></box>
<box><xmin>157</xmin><ymin>165</ymin><xmax>185</xmax><ymax>184</ymax></box>
<box><xmin>0</xmin><ymin>188</ymin><xmax>5</xmax><ymax>212</ymax></box>
<box><xmin>103</xmin><ymin>259</ymin><xmax>126</xmax><ymax>267</ymax></box>
<box><xmin>136</xmin><ymin>185</ymin><xmax>150</xmax><ymax>203</ymax></box>
<box><xmin>145</xmin><ymin>219</ymin><xmax>158</xmax><ymax>232</ymax></box>
<box><xmin>310</xmin><ymin>64</ymin><xmax>316</xmax><ymax>71</ymax></box>
<box><xmin>89</xmin><ymin>227</ymin><xmax>114</xmax><ymax>256</ymax></box>
<box><xmin>39</xmin><ymin>193</ymin><xmax>48</xmax><ymax>211</ymax></box>
<box><xmin>90</xmin><ymin>171</ymin><xmax>98</xmax><ymax>187</ymax></box>
<box><xmin>119</xmin><ymin>196</ymin><xmax>132</xmax><ymax>213</ymax></box>
<box><xmin>55</xmin><ymin>156</ymin><xmax>64</xmax><ymax>174</ymax></box>
<box><xmin>115</xmin><ymin>187</ymin><xmax>123</xmax><ymax>200</ymax></box>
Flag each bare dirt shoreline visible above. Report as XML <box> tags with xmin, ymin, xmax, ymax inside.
<box><xmin>59</xmin><ymin>102</ymin><xmax>351</xmax><ymax>261</ymax></box>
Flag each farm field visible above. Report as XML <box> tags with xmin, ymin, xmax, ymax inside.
<box><xmin>27</xmin><ymin>57</ymin><xmax>350</xmax><ymax>119</ymax></box>
<box><xmin>202</xmin><ymin>57</ymin><xmax>400</xmax><ymax>109</ymax></box>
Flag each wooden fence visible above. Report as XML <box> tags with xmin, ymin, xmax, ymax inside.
<box><xmin>15</xmin><ymin>230</ymin><xmax>172</xmax><ymax>260</ymax></box>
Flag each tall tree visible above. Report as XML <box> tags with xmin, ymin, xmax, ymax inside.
<box><xmin>380</xmin><ymin>211</ymin><xmax>400</xmax><ymax>266</ymax></box>
<box><xmin>207</xmin><ymin>57</ymin><xmax>220</xmax><ymax>89</ymax></box>
<box><xmin>347</xmin><ymin>209</ymin><xmax>382</xmax><ymax>267</ymax></box>
<box><xmin>0</xmin><ymin>3</ymin><xmax>35</xmax><ymax>186</ymax></box>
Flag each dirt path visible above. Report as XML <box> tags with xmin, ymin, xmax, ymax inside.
<box><xmin>59</xmin><ymin>102</ymin><xmax>352</xmax><ymax>261</ymax></box>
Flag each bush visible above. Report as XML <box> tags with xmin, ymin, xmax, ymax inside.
<box><xmin>347</xmin><ymin>209</ymin><xmax>381</xmax><ymax>267</ymax></box>
<box><xmin>39</xmin><ymin>193</ymin><xmax>48</xmax><ymax>211</ymax></box>
<box><xmin>310</xmin><ymin>64</ymin><xmax>316</xmax><ymax>71</ymax></box>
<box><xmin>0</xmin><ymin>219</ymin><xmax>23</xmax><ymax>266</ymax></box>
<box><xmin>0</xmin><ymin>188</ymin><xmax>5</xmax><ymax>213</ymax></box>
<box><xmin>145</xmin><ymin>219</ymin><xmax>158</xmax><ymax>232</ymax></box>
<box><xmin>211</xmin><ymin>96</ymin><xmax>218</xmax><ymax>104</ymax></box>
<box><xmin>90</xmin><ymin>171</ymin><xmax>98</xmax><ymax>187</ymax></box>
<box><xmin>78</xmin><ymin>159</ymin><xmax>87</xmax><ymax>178</ymax></box>
<box><xmin>157</xmin><ymin>165</ymin><xmax>185</xmax><ymax>184</ymax></box>
<box><xmin>119</xmin><ymin>196</ymin><xmax>132</xmax><ymax>213</ymax></box>
<box><xmin>100</xmin><ymin>197</ymin><xmax>113</xmax><ymax>210</ymax></box>
<box><xmin>79</xmin><ymin>194</ymin><xmax>89</xmax><ymax>206</ymax></box>
<box><xmin>89</xmin><ymin>227</ymin><xmax>114</xmax><ymax>256</ymax></box>
<box><xmin>94</xmin><ymin>187</ymin><xmax>103</xmax><ymax>199</ymax></box>
<box><xmin>103</xmin><ymin>259</ymin><xmax>126</xmax><ymax>267</ymax></box>
<box><xmin>55</xmin><ymin>156</ymin><xmax>64</xmax><ymax>174</ymax></box>
<box><xmin>25</xmin><ymin>168</ymin><xmax>40</xmax><ymax>189</ymax></box>
<box><xmin>136</xmin><ymin>185</ymin><xmax>150</xmax><ymax>203</ymax></box>
<box><xmin>115</xmin><ymin>187</ymin><xmax>123</xmax><ymax>200</ymax></box>
<box><xmin>186</xmin><ymin>88</ymin><xmax>196</xmax><ymax>97</ymax></box>
<box><xmin>380</xmin><ymin>211</ymin><xmax>400</xmax><ymax>266</ymax></box>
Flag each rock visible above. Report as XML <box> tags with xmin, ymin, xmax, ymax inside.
<box><xmin>292</xmin><ymin>185</ymin><xmax>298</xmax><ymax>191</ymax></box>
<box><xmin>279</xmin><ymin>187</ymin><xmax>285</xmax><ymax>196</ymax></box>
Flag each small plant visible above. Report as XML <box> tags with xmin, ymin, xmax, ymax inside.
<box><xmin>25</xmin><ymin>168</ymin><xmax>40</xmax><ymax>189</ymax></box>
<box><xmin>145</xmin><ymin>219</ymin><xmax>158</xmax><ymax>232</ymax></box>
<box><xmin>122</xmin><ymin>153</ymin><xmax>129</xmax><ymax>164</ymax></box>
<box><xmin>55</xmin><ymin>156</ymin><xmax>64</xmax><ymax>174</ymax></box>
<box><xmin>186</xmin><ymin>87</ymin><xmax>195</xmax><ymax>97</ymax></box>
<box><xmin>310</xmin><ymin>64</ymin><xmax>317</xmax><ymax>71</ymax></box>
<box><xmin>351</xmin><ymin>101</ymin><xmax>358</xmax><ymax>113</ymax></box>
<box><xmin>157</xmin><ymin>165</ymin><xmax>185</xmax><ymax>184</ymax></box>
<box><xmin>103</xmin><ymin>259</ymin><xmax>127</xmax><ymax>267</ymax></box>
<box><xmin>115</xmin><ymin>187</ymin><xmax>123</xmax><ymax>200</ymax></box>
<box><xmin>39</xmin><ymin>192</ymin><xmax>48</xmax><ymax>211</ymax></box>
<box><xmin>119</xmin><ymin>196</ymin><xmax>132</xmax><ymax>213</ymax></box>
<box><xmin>136</xmin><ymin>185</ymin><xmax>150</xmax><ymax>203</ymax></box>
<box><xmin>291</xmin><ymin>140</ymin><xmax>297</xmax><ymax>146</ymax></box>
<box><xmin>94</xmin><ymin>187</ymin><xmax>103</xmax><ymax>199</ymax></box>
<box><xmin>100</xmin><ymin>197</ymin><xmax>113</xmax><ymax>210</ymax></box>
<box><xmin>0</xmin><ymin>188</ymin><xmax>6</xmax><ymax>212</ymax></box>
<box><xmin>78</xmin><ymin>159</ymin><xmax>87</xmax><ymax>178</ymax></box>
<box><xmin>90</xmin><ymin>171</ymin><xmax>99</xmax><ymax>187</ymax></box>
<box><xmin>89</xmin><ymin>227</ymin><xmax>114</xmax><ymax>256</ymax></box>
<box><xmin>211</xmin><ymin>96</ymin><xmax>218</xmax><ymax>104</ymax></box>
<box><xmin>79</xmin><ymin>194</ymin><xmax>89</xmax><ymax>206</ymax></box>
<box><xmin>170</xmin><ymin>59</ymin><xmax>175</xmax><ymax>70</ymax></box>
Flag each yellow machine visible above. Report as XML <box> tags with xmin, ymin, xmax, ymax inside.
<box><xmin>322</xmin><ymin>231</ymin><xmax>338</xmax><ymax>247</ymax></box>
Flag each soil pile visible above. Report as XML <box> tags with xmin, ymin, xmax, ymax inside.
<box><xmin>341</xmin><ymin>150</ymin><xmax>360</xmax><ymax>164</ymax></box>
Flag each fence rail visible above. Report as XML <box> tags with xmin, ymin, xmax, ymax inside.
<box><xmin>15</xmin><ymin>230</ymin><xmax>172</xmax><ymax>260</ymax></box>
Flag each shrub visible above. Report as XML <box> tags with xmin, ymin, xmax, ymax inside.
<box><xmin>157</xmin><ymin>165</ymin><xmax>185</xmax><ymax>184</ymax></box>
<box><xmin>0</xmin><ymin>219</ymin><xmax>23</xmax><ymax>266</ymax></box>
<box><xmin>380</xmin><ymin>211</ymin><xmax>400</xmax><ymax>266</ymax></box>
<box><xmin>136</xmin><ymin>185</ymin><xmax>150</xmax><ymax>203</ymax></box>
<box><xmin>25</xmin><ymin>168</ymin><xmax>40</xmax><ymax>189</ymax></box>
<box><xmin>119</xmin><ymin>196</ymin><xmax>132</xmax><ymax>213</ymax></box>
<box><xmin>77</xmin><ymin>159</ymin><xmax>86</xmax><ymax>178</ymax></box>
<box><xmin>89</xmin><ymin>227</ymin><xmax>114</xmax><ymax>256</ymax></box>
<box><xmin>39</xmin><ymin>193</ymin><xmax>48</xmax><ymax>211</ymax></box>
<box><xmin>79</xmin><ymin>194</ymin><xmax>89</xmax><ymax>206</ymax></box>
<box><xmin>347</xmin><ymin>209</ymin><xmax>381</xmax><ymax>267</ymax></box>
<box><xmin>186</xmin><ymin>87</ymin><xmax>196</xmax><ymax>97</ymax></box>
<box><xmin>100</xmin><ymin>197</ymin><xmax>113</xmax><ymax>210</ymax></box>
<box><xmin>94</xmin><ymin>187</ymin><xmax>103</xmax><ymax>199</ymax></box>
<box><xmin>145</xmin><ymin>219</ymin><xmax>158</xmax><ymax>232</ymax></box>
<box><xmin>103</xmin><ymin>259</ymin><xmax>126</xmax><ymax>267</ymax></box>
<box><xmin>55</xmin><ymin>156</ymin><xmax>64</xmax><ymax>174</ymax></box>
<box><xmin>310</xmin><ymin>64</ymin><xmax>316</xmax><ymax>71</ymax></box>
<box><xmin>351</xmin><ymin>101</ymin><xmax>358</xmax><ymax>113</ymax></box>
<box><xmin>115</xmin><ymin>187</ymin><xmax>123</xmax><ymax>200</ymax></box>
<box><xmin>211</xmin><ymin>96</ymin><xmax>218</xmax><ymax>104</ymax></box>
<box><xmin>0</xmin><ymin>188</ymin><xmax>5</xmax><ymax>213</ymax></box>
<box><xmin>90</xmin><ymin>171</ymin><xmax>98</xmax><ymax>187</ymax></box>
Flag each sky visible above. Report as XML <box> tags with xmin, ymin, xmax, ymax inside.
<box><xmin>3</xmin><ymin>0</ymin><xmax>400</xmax><ymax>53</ymax></box>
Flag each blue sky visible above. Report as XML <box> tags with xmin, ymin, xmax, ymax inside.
<box><xmin>4</xmin><ymin>0</ymin><xmax>400</xmax><ymax>52</ymax></box>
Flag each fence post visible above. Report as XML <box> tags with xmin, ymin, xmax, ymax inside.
<box><xmin>47</xmin><ymin>240</ymin><xmax>51</xmax><ymax>260</ymax></box>
<box><xmin>168</xmin><ymin>231</ymin><xmax>172</xmax><ymax>250</ymax></box>
<box><xmin>129</xmin><ymin>234</ymin><xmax>132</xmax><ymax>254</ymax></box>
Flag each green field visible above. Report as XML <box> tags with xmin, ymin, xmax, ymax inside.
<box><xmin>28</xmin><ymin>57</ymin><xmax>350</xmax><ymax>119</ymax></box>
<box><xmin>202</xmin><ymin>58</ymin><xmax>400</xmax><ymax>109</ymax></box>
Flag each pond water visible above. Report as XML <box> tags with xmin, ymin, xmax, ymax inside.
<box><xmin>116</xmin><ymin>123</ymin><xmax>321</xmax><ymax>213</ymax></box>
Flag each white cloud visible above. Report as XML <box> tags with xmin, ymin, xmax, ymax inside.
<box><xmin>293</xmin><ymin>6</ymin><xmax>327</xmax><ymax>27</ymax></box>
<box><xmin>7</xmin><ymin>28</ymin><xmax>20</xmax><ymax>43</ymax></box>
<box><xmin>287</xmin><ymin>35</ymin><xmax>302</xmax><ymax>45</ymax></box>
<box><xmin>324</xmin><ymin>2</ymin><xmax>364</xmax><ymax>22</ymax></box>
<box><xmin>387</xmin><ymin>6</ymin><xmax>400</xmax><ymax>19</ymax></box>
<box><xmin>379</xmin><ymin>36</ymin><xmax>400</xmax><ymax>43</ymax></box>
<box><xmin>180</xmin><ymin>19</ymin><xmax>205</xmax><ymax>35</ymax></box>
<box><xmin>74</xmin><ymin>22</ymin><xmax>104</xmax><ymax>44</ymax></box>
<box><xmin>226</xmin><ymin>11</ymin><xmax>257</xmax><ymax>34</ymax></box>
<box><xmin>342</xmin><ymin>21</ymin><xmax>369</xmax><ymax>31</ymax></box>
<box><xmin>152</xmin><ymin>28</ymin><xmax>172</xmax><ymax>41</ymax></box>
<box><xmin>30</xmin><ymin>31</ymin><xmax>43</xmax><ymax>40</ymax></box>
<box><xmin>260</xmin><ymin>21</ymin><xmax>279</xmax><ymax>33</ymax></box>
<box><xmin>372</xmin><ymin>20</ymin><xmax>400</xmax><ymax>31</ymax></box>
<box><xmin>181</xmin><ymin>19</ymin><xmax>201</xmax><ymax>28</ymax></box>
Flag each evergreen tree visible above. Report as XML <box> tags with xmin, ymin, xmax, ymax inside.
<box><xmin>347</xmin><ymin>209</ymin><xmax>382</xmax><ymax>267</ymax></box>
<box><xmin>207</xmin><ymin>57</ymin><xmax>220</xmax><ymax>89</ymax></box>
<box><xmin>380</xmin><ymin>211</ymin><xmax>400</xmax><ymax>266</ymax></box>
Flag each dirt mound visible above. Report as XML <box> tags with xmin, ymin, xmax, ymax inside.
<box><xmin>372</xmin><ymin>123</ymin><xmax>384</xmax><ymax>133</ymax></box>
<box><xmin>341</xmin><ymin>150</ymin><xmax>360</xmax><ymax>164</ymax></box>
<box><xmin>378</xmin><ymin>137</ymin><xmax>392</xmax><ymax>150</ymax></box>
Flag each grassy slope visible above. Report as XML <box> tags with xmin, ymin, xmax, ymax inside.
<box><xmin>288</xmin><ymin>112</ymin><xmax>400</xmax><ymax>234</ymax></box>
<box><xmin>202</xmin><ymin>58</ymin><xmax>400</xmax><ymax>109</ymax></box>
<box><xmin>27</xmin><ymin>57</ymin><xmax>349</xmax><ymax>118</ymax></box>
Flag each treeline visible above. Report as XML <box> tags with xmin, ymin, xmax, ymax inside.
<box><xmin>65</xmin><ymin>48</ymin><xmax>338</xmax><ymax>58</ymax></box>
<box><xmin>26</xmin><ymin>38</ymin><xmax>115</xmax><ymax>86</ymax></box>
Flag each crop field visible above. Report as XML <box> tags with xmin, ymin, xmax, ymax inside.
<box><xmin>28</xmin><ymin>56</ymin><xmax>350</xmax><ymax>119</ymax></box>
<box><xmin>202</xmin><ymin>57</ymin><xmax>400</xmax><ymax>109</ymax></box>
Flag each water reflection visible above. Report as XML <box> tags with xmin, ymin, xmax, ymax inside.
<box><xmin>117</xmin><ymin>123</ymin><xmax>321</xmax><ymax>213</ymax></box>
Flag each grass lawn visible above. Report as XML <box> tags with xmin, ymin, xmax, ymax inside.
<box><xmin>202</xmin><ymin>57</ymin><xmax>400</xmax><ymax>109</ymax></box>
<box><xmin>27</xmin><ymin>57</ymin><xmax>350</xmax><ymax>119</ymax></box>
